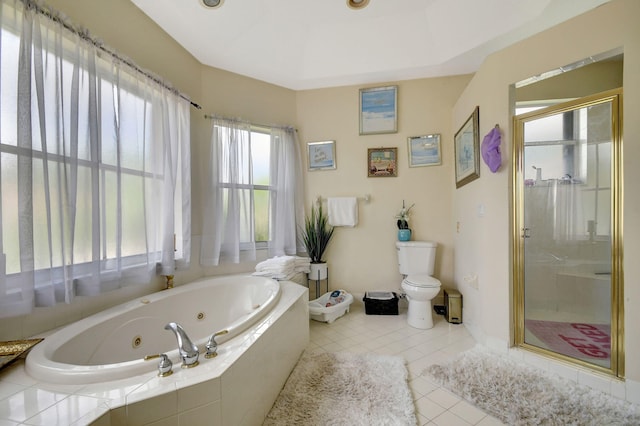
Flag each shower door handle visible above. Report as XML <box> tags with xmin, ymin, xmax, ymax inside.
<box><xmin>521</xmin><ymin>228</ymin><xmax>531</xmax><ymax>238</ymax></box>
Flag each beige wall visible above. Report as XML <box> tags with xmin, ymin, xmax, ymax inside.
<box><xmin>296</xmin><ymin>77</ymin><xmax>471</xmax><ymax>298</ymax></box>
<box><xmin>47</xmin><ymin>0</ymin><xmax>201</xmax><ymax>102</ymax></box>
<box><xmin>516</xmin><ymin>60</ymin><xmax>623</xmax><ymax>102</ymax></box>
<box><xmin>451</xmin><ymin>0</ymin><xmax>640</xmax><ymax>385</ymax></box>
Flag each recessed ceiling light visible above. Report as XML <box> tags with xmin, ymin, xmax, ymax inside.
<box><xmin>347</xmin><ymin>0</ymin><xmax>370</xmax><ymax>10</ymax></box>
<box><xmin>202</xmin><ymin>0</ymin><xmax>223</xmax><ymax>9</ymax></box>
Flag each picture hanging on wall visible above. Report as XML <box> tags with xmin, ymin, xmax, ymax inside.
<box><xmin>368</xmin><ymin>147</ymin><xmax>398</xmax><ymax>177</ymax></box>
<box><xmin>307</xmin><ymin>140</ymin><xmax>337</xmax><ymax>171</ymax></box>
<box><xmin>454</xmin><ymin>106</ymin><xmax>480</xmax><ymax>188</ymax></box>
<box><xmin>359</xmin><ymin>86</ymin><xmax>398</xmax><ymax>135</ymax></box>
<box><xmin>408</xmin><ymin>134</ymin><xmax>441</xmax><ymax>167</ymax></box>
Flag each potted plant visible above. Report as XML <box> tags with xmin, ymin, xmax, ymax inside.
<box><xmin>301</xmin><ymin>202</ymin><xmax>334</xmax><ymax>280</ymax></box>
<box><xmin>395</xmin><ymin>200</ymin><xmax>415</xmax><ymax>241</ymax></box>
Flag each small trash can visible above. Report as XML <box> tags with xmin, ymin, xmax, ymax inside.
<box><xmin>444</xmin><ymin>288</ymin><xmax>462</xmax><ymax>324</ymax></box>
<box><xmin>363</xmin><ymin>292</ymin><xmax>399</xmax><ymax>315</ymax></box>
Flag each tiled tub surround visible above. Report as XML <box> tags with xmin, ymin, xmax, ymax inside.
<box><xmin>26</xmin><ymin>275</ymin><xmax>283</xmax><ymax>384</ymax></box>
<box><xmin>0</xmin><ymin>280</ymin><xmax>309</xmax><ymax>425</ymax></box>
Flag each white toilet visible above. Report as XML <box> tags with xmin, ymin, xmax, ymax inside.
<box><xmin>396</xmin><ymin>241</ymin><xmax>442</xmax><ymax>329</ymax></box>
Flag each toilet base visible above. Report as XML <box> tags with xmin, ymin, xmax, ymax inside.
<box><xmin>406</xmin><ymin>298</ymin><xmax>434</xmax><ymax>329</ymax></box>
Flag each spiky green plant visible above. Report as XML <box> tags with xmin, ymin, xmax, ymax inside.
<box><xmin>301</xmin><ymin>203</ymin><xmax>334</xmax><ymax>263</ymax></box>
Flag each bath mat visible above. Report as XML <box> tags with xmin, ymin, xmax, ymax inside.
<box><xmin>525</xmin><ymin>319</ymin><xmax>610</xmax><ymax>361</ymax></box>
<box><xmin>264</xmin><ymin>351</ymin><xmax>416</xmax><ymax>426</ymax></box>
<box><xmin>425</xmin><ymin>345</ymin><xmax>640</xmax><ymax>426</ymax></box>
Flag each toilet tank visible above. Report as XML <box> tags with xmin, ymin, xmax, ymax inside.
<box><xmin>396</xmin><ymin>241</ymin><xmax>437</xmax><ymax>276</ymax></box>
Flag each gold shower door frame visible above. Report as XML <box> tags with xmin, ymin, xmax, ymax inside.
<box><xmin>512</xmin><ymin>88</ymin><xmax>624</xmax><ymax>378</ymax></box>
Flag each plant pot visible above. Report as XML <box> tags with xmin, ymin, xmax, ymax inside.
<box><xmin>398</xmin><ymin>229</ymin><xmax>411</xmax><ymax>241</ymax></box>
<box><xmin>309</xmin><ymin>262</ymin><xmax>328</xmax><ymax>280</ymax></box>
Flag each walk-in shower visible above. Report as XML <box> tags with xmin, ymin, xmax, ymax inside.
<box><xmin>513</xmin><ymin>86</ymin><xmax>623</xmax><ymax>377</ymax></box>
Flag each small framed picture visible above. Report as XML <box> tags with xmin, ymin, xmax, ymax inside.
<box><xmin>408</xmin><ymin>134</ymin><xmax>441</xmax><ymax>167</ymax></box>
<box><xmin>454</xmin><ymin>106</ymin><xmax>480</xmax><ymax>188</ymax></box>
<box><xmin>367</xmin><ymin>147</ymin><xmax>398</xmax><ymax>177</ymax></box>
<box><xmin>307</xmin><ymin>140</ymin><xmax>336</xmax><ymax>171</ymax></box>
<box><xmin>359</xmin><ymin>86</ymin><xmax>398</xmax><ymax>135</ymax></box>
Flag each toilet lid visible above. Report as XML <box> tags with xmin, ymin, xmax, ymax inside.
<box><xmin>404</xmin><ymin>274</ymin><xmax>441</xmax><ymax>288</ymax></box>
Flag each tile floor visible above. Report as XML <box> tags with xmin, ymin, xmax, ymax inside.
<box><xmin>305</xmin><ymin>302</ymin><xmax>506</xmax><ymax>426</ymax></box>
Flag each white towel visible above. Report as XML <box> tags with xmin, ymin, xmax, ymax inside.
<box><xmin>327</xmin><ymin>197</ymin><xmax>358</xmax><ymax>227</ymax></box>
<box><xmin>254</xmin><ymin>256</ymin><xmax>311</xmax><ymax>278</ymax></box>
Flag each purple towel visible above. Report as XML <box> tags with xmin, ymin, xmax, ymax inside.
<box><xmin>481</xmin><ymin>126</ymin><xmax>502</xmax><ymax>173</ymax></box>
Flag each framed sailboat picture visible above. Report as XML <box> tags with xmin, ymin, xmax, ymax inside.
<box><xmin>408</xmin><ymin>134</ymin><xmax>441</xmax><ymax>167</ymax></box>
<box><xmin>308</xmin><ymin>140</ymin><xmax>337</xmax><ymax>171</ymax></box>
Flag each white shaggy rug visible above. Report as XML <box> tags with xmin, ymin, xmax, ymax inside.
<box><xmin>264</xmin><ymin>351</ymin><xmax>416</xmax><ymax>426</ymax></box>
<box><xmin>425</xmin><ymin>345</ymin><xmax>640</xmax><ymax>426</ymax></box>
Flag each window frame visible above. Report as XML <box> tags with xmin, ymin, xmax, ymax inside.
<box><xmin>214</xmin><ymin>124</ymin><xmax>273</xmax><ymax>250</ymax></box>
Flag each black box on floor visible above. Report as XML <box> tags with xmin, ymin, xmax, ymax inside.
<box><xmin>363</xmin><ymin>292</ymin><xmax>399</xmax><ymax>315</ymax></box>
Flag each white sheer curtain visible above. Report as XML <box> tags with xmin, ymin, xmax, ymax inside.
<box><xmin>0</xmin><ymin>0</ymin><xmax>190</xmax><ymax>318</ymax></box>
<box><xmin>525</xmin><ymin>181</ymin><xmax>585</xmax><ymax>243</ymax></box>
<box><xmin>201</xmin><ymin>117</ymin><xmax>255</xmax><ymax>265</ymax></box>
<box><xmin>200</xmin><ymin>119</ymin><xmax>304</xmax><ymax>266</ymax></box>
<box><xmin>269</xmin><ymin>126</ymin><xmax>304</xmax><ymax>257</ymax></box>
<box><xmin>549</xmin><ymin>181</ymin><xmax>585</xmax><ymax>241</ymax></box>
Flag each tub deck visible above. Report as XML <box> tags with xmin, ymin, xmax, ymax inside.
<box><xmin>0</xmin><ymin>280</ymin><xmax>308</xmax><ymax>426</ymax></box>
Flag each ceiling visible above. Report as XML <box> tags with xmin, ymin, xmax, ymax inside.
<box><xmin>130</xmin><ymin>0</ymin><xmax>611</xmax><ymax>91</ymax></box>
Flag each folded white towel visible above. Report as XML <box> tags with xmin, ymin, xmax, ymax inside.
<box><xmin>327</xmin><ymin>197</ymin><xmax>358</xmax><ymax>227</ymax></box>
<box><xmin>255</xmin><ymin>256</ymin><xmax>311</xmax><ymax>275</ymax></box>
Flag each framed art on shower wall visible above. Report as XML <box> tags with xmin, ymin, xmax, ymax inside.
<box><xmin>307</xmin><ymin>140</ymin><xmax>337</xmax><ymax>171</ymax></box>
<box><xmin>367</xmin><ymin>147</ymin><xmax>397</xmax><ymax>177</ymax></box>
<box><xmin>454</xmin><ymin>106</ymin><xmax>480</xmax><ymax>188</ymax></box>
<box><xmin>408</xmin><ymin>134</ymin><xmax>441</xmax><ymax>167</ymax></box>
<box><xmin>359</xmin><ymin>85</ymin><xmax>398</xmax><ymax>135</ymax></box>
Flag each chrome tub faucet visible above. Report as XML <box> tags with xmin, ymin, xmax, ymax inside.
<box><xmin>205</xmin><ymin>329</ymin><xmax>229</xmax><ymax>359</ymax></box>
<box><xmin>144</xmin><ymin>353</ymin><xmax>173</xmax><ymax>377</ymax></box>
<box><xmin>164</xmin><ymin>322</ymin><xmax>199</xmax><ymax>368</ymax></box>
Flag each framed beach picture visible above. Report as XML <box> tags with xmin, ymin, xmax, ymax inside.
<box><xmin>359</xmin><ymin>86</ymin><xmax>398</xmax><ymax>135</ymax></box>
<box><xmin>367</xmin><ymin>147</ymin><xmax>398</xmax><ymax>177</ymax></box>
<box><xmin>408</xmin><ymin>134</ymin><xmax>441</xmax><ymax>167</ymax></box>
<box><xmin>307</xmin><ymin>140</ymin><xmax>336</xmax><ymax>171</ymax></box>
<box><xmin>454</xmin><ymin>106</ymin><xmax>480</xmax><ymax>188</ymax></box>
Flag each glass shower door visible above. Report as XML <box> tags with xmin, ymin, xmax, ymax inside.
<box><xmin>514</xmin><ymin>89</ymin><xmax>622</xmax><ymax>375</ymax></box>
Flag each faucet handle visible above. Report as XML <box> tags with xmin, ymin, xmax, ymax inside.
<box><xmin>144</xmin><ymin>353</ymin><xmax>173</xmax><ymax>377</ymax></box>
<box><xmin>205</xmin><ymin>329</ymin><xmax>229</xmax><ymax>359</ymax></box>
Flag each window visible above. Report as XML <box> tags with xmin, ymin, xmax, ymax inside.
<box><xmin>518</xmin><ymin>101</ymin><xmax>612</xmax><ymax>239</ymax></box>
<box><xmin>214</xmin><ymin>126</ymin><xmax>271</xmax><ymax>247</ymax></box>
<box><xmin>250</xmin><ymin>129</ymin><xmax>271</xmax><ymax>243</ymax></box>
<box><xmin>201</xmin><ymin>119</ymin><xmax>302</xmax><ymax>266</ymax></box>
<box><xmin>0</xmin><ymin>0</ymin><xmax>190</xmax><ymax>316</ymax></box>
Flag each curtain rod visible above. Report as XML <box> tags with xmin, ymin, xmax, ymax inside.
<box><xmin>204</xmin><ymin>114</ymin><xmax>297</xmax><ymax>132</ymax></box>
<box><xmin>22</xmin><ymin>0</ymin><xmax>202</xmax><ymax>110</ymax></box>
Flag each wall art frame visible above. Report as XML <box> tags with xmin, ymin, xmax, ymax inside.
<box><xmin>408</xmin><ymin>134</ymin><xmax>441</xmax><ymax>167</ymax></box>
<box><xmin>454</xmin><ymin>106</ymin><xmax>480</xmax><ymax>188</ymax></box>
<box><xmin>307</xmin><ymin>140</ymin><xmax>337</xmax><ymax>171</ymax></box>
<box><xmin>367</xmin><ymin>147</ymin><xmax>398</xmax><ymax>177</ymax></box>
<box><xmin>359</xmin><ymin>85</ymin><xmax>398</xmax><ymax>135</ymax></box>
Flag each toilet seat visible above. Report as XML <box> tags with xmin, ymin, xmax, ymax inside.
<box><xmin>403</xmin><ymin>274</ymin><xmax>441</xmax><ymax>288</ymax></box>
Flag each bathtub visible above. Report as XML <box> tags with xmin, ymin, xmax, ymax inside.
<box><xmin>524</xmin><ymin>257</ymin><xmax>612</xmax><ymax>322</ymax></box>
<box><xmin>26</xmin><ymin>274</ymin><xmax>282</xmax><ymax>385</ymax></box>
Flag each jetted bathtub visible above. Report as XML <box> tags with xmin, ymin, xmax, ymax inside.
<box><xmin>26</xmin><ymin>275</ymin><xmax>281</xmax><ymax>385</ymax></box>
